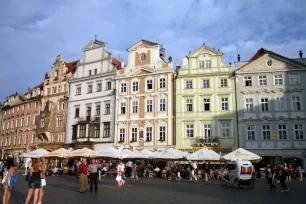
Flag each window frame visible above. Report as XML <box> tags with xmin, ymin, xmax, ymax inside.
<box><xmin>246</xmin><ymin>125</ymin><xmax>255</xmax><ymax>140</ymax></box>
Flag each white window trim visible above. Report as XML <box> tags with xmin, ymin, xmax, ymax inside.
<box><xmin>262</xmin><ymin>125</ymin><xmax>271</xmax><ymax>140</ymax></box>
<box><xmin>278</xmin><ymin>124</ymin><xmax>288</xmax><ymax>140</ymax></box>
<box><xmin>273</xmin><ymin>74</ymin><xmax>283</xmax><ymax>85</ymax></box>
<box><xmin>293</xmin><ymin>124</ymin><xmax>304</xmax><ymax>140</ymax></box>
<box><xmin>246</xmin><ymin>125</ymin><xmax>256</xmax><ymax>141</ymax></box>
<box><xmin>258</xmin><ymin>75</ymin><xmax>267</xmax><ymax>86</ymax></box>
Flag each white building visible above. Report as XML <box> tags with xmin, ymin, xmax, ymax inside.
<box><xmin>235</xmin><ymin>48</ymin><xmax>306</xmax><ymax>169</ymax></box>
<box><xmin>66</xmin><ymin>40</ymin><xmax>120</xmax><ymax>149</ymax></box>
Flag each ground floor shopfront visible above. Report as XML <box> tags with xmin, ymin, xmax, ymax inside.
<box><xmin>247</xmin><ymin>149</ymin><xmax>306</xmax><ymax>169</ymax></box>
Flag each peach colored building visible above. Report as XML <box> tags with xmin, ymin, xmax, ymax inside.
<box><xmin>0</xmin><ymin>83</ymin><xmax>43</xmax><ymax>159</ymax></box>
<box><xmin>114</xmin><ymin>40</ymin><xmax>174</xmax><ymax>150</ymax></box>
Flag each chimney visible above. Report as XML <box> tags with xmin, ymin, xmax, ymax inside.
<box><xmin>176</xmin><ymin>59</ymin><xmax>180</xmax><ymax>69</ymax></box>
<box><xmin>168</xmin><ymin>56</ymin><xmax>172</xmax><ymax>63</ymax></box>
<box><xmin>237</xmin><ymin>54</ymin><xmax>241</xmax><ymax>62</ymax></box>
<box><xmin>299</xmin><ymin>50</ymin><xmax>303</xmax><ymax>58</ymax></box>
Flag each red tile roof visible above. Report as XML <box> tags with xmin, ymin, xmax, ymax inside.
<box><xmin>65</xmin><ymin>60</ymin><xmax>78</xmax><ymax>73</ymax></box>
<box><xmin>112</xmin><ymin>57</ymin><xmax>127</xmax><ymax>67</ymax></box>
<box><xmin>249</xmin><ymin>48</ymin><xmax>268</xmax><ymax>62</ymax></box>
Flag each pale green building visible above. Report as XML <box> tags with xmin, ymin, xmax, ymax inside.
<box><xmin>175</xmin><ymin>44</ymin><xmax>237</xmax><ymax>153</ymax></box>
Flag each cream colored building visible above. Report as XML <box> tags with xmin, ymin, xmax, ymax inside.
<box><xmin>115</xmin><ymin>40</ymin><xmax>174</xmax><ymax>150</ymax></box>
<box><xmin>175</xmin><ymin>44</ymin><xmax>237</xmax><ymax>153</ymax></box>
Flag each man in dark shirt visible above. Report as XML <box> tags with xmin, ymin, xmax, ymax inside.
<box><xmin>78</xmin><ymin>158</ymin><xmax>88</xmax><ymax>193</ymax></box>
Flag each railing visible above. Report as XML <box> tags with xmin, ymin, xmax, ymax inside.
<box><xmin>196</xmin><ymin>137</ymin><xmax>219</xmax><ymax>143</ymax></box>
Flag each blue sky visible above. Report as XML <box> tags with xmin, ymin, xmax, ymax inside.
<box><xmin>0</xmin><ymin>0</ymin><xmax>306</xmax><ymax>101</ymax></box>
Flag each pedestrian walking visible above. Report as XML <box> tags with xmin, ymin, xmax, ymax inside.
<box><xmin>88</xmin><ymin>159</ymin><xmax>100</xmax><ymax>193</ymax></box>
<box><xmin>176</xmin><ymin>163</ymin><xmax>182</xmax><ymax>181</ymax></box>
<box><xmin>25</xmin><ymin>159</ymin><xmax>42</xmax><ymax>204</ymax></box>
<box><xmin>131</xmin><ymin>161</ymin><xmax>139</xmax><ymax>181</ymax></box>
<box><xmin>297</xmin><ymin>165</ymin><xmax>303</xmax><ymax>181</ymax></box>
<box><xmin>278</xmin><ymin>165</ymin><xmax>289</xmax><ymax>192</ymax></box>
<box><xmin>189</xmin><ymin>163</ymin><xmax>197</xmax><ymax>181</ymax></box>
<box><xmin>37</xmin><ymin>157</ymin><xmax>47</xmax><ymax>204</ymax></box>
<box><xmin>2</xmin><ymin>162</ymin><xmax>16</xmax><ymax>204</ymax></box>
<box><xmin>78</xmin><ymin>158</ymin><xmax>88</xmax><ymax>193</ymax></box>
<box><xmin>126</xmin><ymin>160</ymin><xmax>133</xmax><ymax>177</ymax></box>
<box><xmin>266</xmin><ymin>164</ymin><xmax>275</xmax><ymax>191</ymax></box>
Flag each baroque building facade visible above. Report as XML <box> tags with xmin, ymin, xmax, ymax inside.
<box><xmin>235</xmin><ymin>48</ymin><xmax>306</xmax><ymax>169</ymax></box>
<box><xmin>0</xmin><ymin>83</ymin><xmax>43</xmax><ymax>159</ymax></box>
<box><xmin>66</xmin><ymin>40</ymin><xmax>119</xmax><ymax>149</ymax></box>
<box><xmin>175</xmin><ymin>44</ymin><xmax>237</xmax><ymax>153</ymax></box>
<box><xmin>115</xmin><ymin>40</ymin><xmax>174</xmax><ymax>150</ymax></box>
<box><xmin>36</xmin><ymin>55</ymin><xmax>77</xmax><ymax>151</ymax></box>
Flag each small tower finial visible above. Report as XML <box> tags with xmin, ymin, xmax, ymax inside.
<box><xmin>94</xmin><ymin>34</ymin><xmax>97</xmax><ymax>42</ymax></box>
<box><xmin>237</xmin><ymin>54</ymin><xmax>241</xmax><ymax>62</ymax></box>
<box><xmin>299</xmin><ymin>50</ymin><xmax>303</xmax><ymax>58</ymax></box>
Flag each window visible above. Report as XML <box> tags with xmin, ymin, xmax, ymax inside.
<box><xmin>140</xmin><ymin>54</ymin><xmax>146</xmax><ymax>61</ymax></box>
<box><xmin>56</xmin><ymin>116</ymin><xmax>63</xmax><ymax>127</ymax></box>
<box><xmin>121</xmin><ymin>83</ymin><xmax>127</xmax><ymax>92</ymax></box>
<box><xmin>203</xmin><ymin>98</ymin><xmax>210</xmax><ymax>111</ymax></box>
<box><xmin>294</xmin><ymin>124</ymin><xmax>304</xmax><ymax>140</ymax></box>
<box><xmin>94</xmin><ymin>69</ymin><xmax>97</xmax><ymax>75</ymax></box>
<box><xmin>97</xmin><ymin>83</ymin><xmax>102</xmax><ymax>92</ymax></box>
<box><xmin>131</xmin><ymin>128</ymin><xmax>138</xmax><ymax>141</ymax></box>
<box><xmin>63</xmin><ymin>84</ymin><xmax>66</xmax><ymax>92</ymax></box>
<box><xmin>221</xmin><ymin>97</ymin><xmax>228</xmax><ymax>110</ymax></box>
<box><xmin>275</xmin><ymin>97</ymin><xmax>285</xmax><ymax>111</ymax></box>
<box><xmin>199</xmin><ymin>60</ymin><xmax>211</xmax><ymax>68</ymax></box>
<box><xmin>13</xmin><ymin>136</ymin><xmax>16</xmax><ymax>145</ymax></box>
<box><xmin>221</xmin><ymin>123</ymin><xmax>230</xmax><ymax>137</ymax></box>
<box><xmin>159</xmin><ymin>99</ymin><xmax>166</xmax><ymax>111</ymax></box>
<box><xmin>57</xmin><ymin>85</ymin><xmax>61</xmax><ymax>93</ymax></box>
<box><xmin>17</xmin><ymin>106</ymin><xmax>20</xmax><ymax>112</ymax></box>
<box><xmin>86</xmin><ymin>106</ymin><xmax>91</xmax><ymax>120</ymax></box>
<box><xmin>186</xmin><ymin>99</ymin><xmax>193</xmax><ymax>112</ymax></box>
<box><xmin>105</xmin><ymin>103</ymin><xmax>110</xmax><ymax>115</ymax></box>
<box><xmin>75</xmin><ymin>107</ymin><xmax>80</xmax><ymax>118</ymax></box>
<box><xmin>87</xmin><ymin>84</ymin><xmax>93</xmax><ymax>93</ymax></box>
<box><xmin>121</xmin><ymin>103</ymin><xmax>126</xmax><ymax>114</ymax></box>
<box><xmin>260</xmin><ymin>98</ymin><xmax>269</xmax><ymax>112</ymax></box>
<box><xmin>79</xmin><ymin>125</ymin><xmax>86</xmax><ymax>138</ymax></box>
<box><xmin>278</xmin><ymin>125</ymin><xmax>287</xmax><ymax>140</ymax></box>
<box><xmin>246</xmin><ymin>125</ymin><xmax>255</xmax><ymax>140</ymax></box>
<box><xmin>40</xmin><ymin>118</ymin><xmax>44</xmax><ymax>128</ymax></box>
<box><xmin>132</xmin><ymin>81</ymin><xmax>138</xmax><ymax>92</ymax></box>
<box><xmin>132</xmin><ymin>101</ymin><xmax>138</xmax><ymax>113</ymax></box>
<box><xmin>89</xmin><ymin>70</ymin><xmax>92</xmax><ymax>76</ymax></box>
<box><xmin>27</xmin><ymin>117</ymin><xmax>30</xmax><ymax>127</ymax></box>
<box><xmin>203</xmin><ymin>124</ymin><xmax>211</xmax><ymax>142</ymax></box>
<box><xmin>289</xmin><ymin>73</ymin><xmax>299</xmax><ymax>85</ymax></box>
<box><xmin>21</xmin><ymin>118</ymin><xmax>24</xmax><ymax>127</ymax></box>
<box><xmin>119</xmin><ymin>129</ymin><xmax>125</xmax><ymax>142</ymax></box>
<box><xmin>55</xmin><ymin>70</ymin><xmax>59</xmax><ymax>78</ymax></box>
<box><xmin>186</xmin><ymin>80</ymin><xmax>193</xmax><ymax>89</ymax></box>
<box><xmin>244</xmin><ymin>76</ymin><xmax>252</xmax><ymax>86</ymax></box>
<box><xmin>267</xmin><ymin>59</ymin><xmax>273</xmax><ymax>66</ymax></box>
<box><xmin>16</xmin><ymin>119</ymin><xmax>19</xmax><ymax>128</ymax></box>
<box><xmin>57</xmin><ymin>101</ymin><xmax>60</xmax><ymax>111</ymax></box>
<box><xmin>92</xmin><ymin>124</ymin><xmax>99</xmax><ymax>138</ymax></box>
<box><xmin>199</xmin><ymin>61</ymin><xmax>205</xmax><ymax>68</ymax></box>
<box><xmin>292</xmin><ymin>96</ymin><xmax>301</xmax><ymax>111</ymax></box>
<box><xmin>245</xmin><ymin>98</ymin><xmax>254</xmax><ymax>112</ymax></box>
<box><xmin>147</xmin><ymin>80</ymin><xmax>153</xmax><ymax>90</ymax></box>
<box><xmin>96</xmin><ymin>104</ymin><xmax>101</xmax><ymax>116</ymax></box>
<box><xmin>159</xmin><ymin>126</ymin><xmax>166</xmax><ymax>141</ymax></box>
<box><xmin>76</xmin><ymin>87</ymin><xmax>81</xmax><ymax>95</ymax></box>
<box><xmin>146</xmin><ymin>127</ymin><xmax>152</xmax><ymax>141</ymax></box>
<box><xmin>35</xmin><ymin>102</ymin><xmax>38</xmax><ymax>108</ymax></box>
<box><xmin>220</xmin><ymin>78</ymin><xmax>228</xmax><ymax>87</ymax></box>
<box><xmin>103</xmin><ymin>122</ymin><xmax>110</xmax><ymax>138</ymax></box>
<box><xmin>258</xmin><ymin>75</ymin><xmax>267</xmax><ymax>86</ymax></box>
<box><xmin>51</xmin><ymin>87</ymin><xmax>55</xmax><ymax>94</ymax></box>
<box><xmin>202</xmin><ymin>79</ymin><xmax>209</xmax><ymax>88</ymax></box>
<box><xmin>24</xmin><ymin>135</ymin><xmax>28</xmax><ymax>145</ymax></box>
<box><xmin>106</xmin><ymin>81</ymin><xmax>112</xmax><ymax>90</ymax></box>
<box><xmin>186</xmin><ymin>124</ymin><xmax>194</xmax><ymax>138</ymax></box>
<box><xmin>274</xmin><ymin>74</ymin><xmax>283</xmax><ymax>85</ymax></box>
<box><xmin>147</xmin><ymin>100</ymin><xmax>153</xmax><ymax>112</ymax></box>
<box><xmin>159</xmin><ymin>78</ymin><xmax>166</xmax><ymax>88</ymax></box>
<box><xmin>262</xmin><ymin>125</ymin><xmax>271</xmax><ymax>140</ymax></box>
<box><xmin>28</xmin><ymin>103</ymin><xmax>31</xmax><ymax>109</ymax></box>
<box><xmin>72</xmin><ymin>125</ymin><xmax>77</xmax><ymax>140</ymax></box>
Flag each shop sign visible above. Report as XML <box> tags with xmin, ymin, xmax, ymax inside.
<box><xmin>283</xmin><ymin>152</ymin><xmax>304</xmax><ymax>156</ymax></box>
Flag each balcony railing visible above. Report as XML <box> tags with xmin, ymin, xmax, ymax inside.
<box><xmin>194</xmin><ymin>137</ymin><xmax>219</xmax><ymax>147</ymax></box>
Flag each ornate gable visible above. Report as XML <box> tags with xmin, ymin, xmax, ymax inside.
<box><xmin>236</xmin><ymin>51</ymin><xmax>306</xmax><ymax>73</ymax></box>
<box><xmin>82</xmin><ymin>40</ymin><xmax>106</xmax><ymax>52</ymax></box>
<box><xmin>128</xmin><ymin>67</ymin><xmax>155</xmax><ymax>77</ymax></box>
<box><xmin>127</xmin><ymin>40</ymin><xmax>159</xmax><ymax>51</ymax></box>
<box><xmin>188</xmin><ymin>44</ymin><xmax>222</xmax><ymax>58</ymax></box>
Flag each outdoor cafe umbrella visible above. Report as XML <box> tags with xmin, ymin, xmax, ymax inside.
<box><xmin>119</xmin><ymin>149</ymin><xmax>141</xmax><ymax>159</ymax></box>
<box><xmin>187</xmin><ymin>148</ymin><xmax>221</xmax><ymax>161</ymax></box>
<box><xmin>93</xmin><ymin>147</ymin><xmax>121</xmax><ymax>158</ymax></box>
<box><xmin>22</xmin><ymin>148</ymin><xmax>49</xmax><ymax>158</ymax></box>
<box><xmin>223</xmin><ymin>148</ymin><xmax>262</xmax><ymax>162</ymax></box>
<box><xmin>45</xmin><ymin>148</ymin><xmax>70</xmax><ymax>158</ymax></box>
<box><xmin>136</xmin><ymin>149</ymin><xmax>155</xmax><ymax>159</ymax></box>
<box><xmin>68</xmin><ymin>147</ymin><xmax>95</xmax><ymax>158</ymax></box>
<box><xmin>153</xmin><ymin>148</ymin><xmax>187</xmax><ymax>160</ymax></box>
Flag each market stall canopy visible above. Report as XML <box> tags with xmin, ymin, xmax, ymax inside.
<box><xmin>45</xmin><ymin>148</ymin><xmax>70</xmax><ymax>158</ymax></box>
<box><xmin>68</xmin><ymin>147</ymin><xmax>95</xmax><ymax>158</ymax></box>
<box><xmin>119</xmin><ymin>149</ymin><xmax>139</xmax><ymax>159</ymax></box>
<box><xmin>223</xmin><ymin>148</ymin><xmax>262</xmax><ymax>162</ymax></box>
<box><xmin>187</xmin><ymin>148</ymin><xmax>220</xmax><ymax>161</ymax></box>
<box><xmin>154</xmin><ymin>148</ymin><xmax>187</xmax><ymax>160</ymax></box>
<box><xmin>136</xmin><ymin>149</ymin><xmax>155</xmax><ymax>159</ymax></box>
<box><xmin>22</xmin><ymin>148</ymin><xmax>49</xmax><ymax>158</ymax></box>
<box><xmin>93</xmin><ymin>147</ymin><xmax>120</xmax><ymax>158</ymax></box>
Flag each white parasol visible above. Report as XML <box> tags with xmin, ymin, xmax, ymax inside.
<box><xmin>223</xmin><ymin>148</ymin><xmax>262</xmax><ymax>162</ymax></box>
<box><xmin>187</xmin><ymin>148</ymin><xmax>220</xmax><ymax>161</ymax></box>
<box><xmin>22</xmin><ymin>148</ymin><xmax>49</xmax><ymax>158</ymax></box>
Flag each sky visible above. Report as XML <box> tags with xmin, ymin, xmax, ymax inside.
<box><xmin>0</xmin><ymin>0</ymin><xmax>306</xmax><ymax>101</ymax></box>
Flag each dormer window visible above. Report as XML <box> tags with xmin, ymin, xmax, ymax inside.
<box><xmin>266</xmin><ymin>59</ymin><xmax>273</xmax><ymax>66</ymax></box>
<box><xmin>140</xmin><ymin>54</ymin><xmax>146</xmax><ymax>62</ymax></box>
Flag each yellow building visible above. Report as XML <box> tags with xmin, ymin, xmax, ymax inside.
<box><xmin>175</xmin><ymin>44</ymin><xmax>237</xmax><ymax>153</ymax></box>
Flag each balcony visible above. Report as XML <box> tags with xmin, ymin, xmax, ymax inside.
<box><xmin>194</xmin><ymin>137</ymin><xmax>220</xmax><ymax>147</ymax></box>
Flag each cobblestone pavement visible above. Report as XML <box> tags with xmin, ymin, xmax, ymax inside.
<box><xmin>3</xmin><ymin>172</ymin><xmax>306</xmax><ymax>204</ymax></box>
